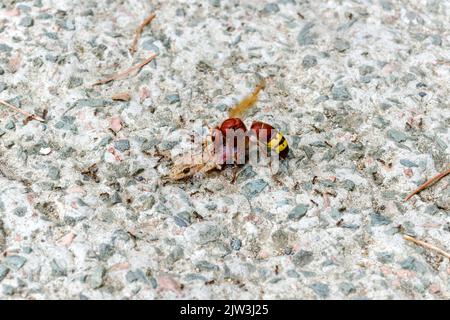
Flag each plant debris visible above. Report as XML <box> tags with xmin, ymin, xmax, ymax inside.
<box><xmin>111</xmin><ymin>92</ymin><xmax>131</xmax><ymax>101</ymax></box>
<box><xmin>92</xmin><ymin>53</ymin><xmax>157</xmax><ymax>86</ymax></box>
<box><xmin>130</xmin><ymin>13</ymin><xmax>156</xmax><ymax>55</ymax></box>
<box><xmin>404</xmin><ymin>167</ymin><xmax>450</xmax><ymax>201</ymax></box>
<box><xmin>0</xmin><ymin>99</ymin><xmax>45</xmax><ymax>123</ymax></box>
<box><xmin>404</xmin><ymin>235</ymin><xmax>450</xmax><ymax>260</ymax></box>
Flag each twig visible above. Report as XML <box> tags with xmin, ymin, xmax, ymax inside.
<box><xmin>92</xmin><ymin>53</ymin><xmax>157</xmax><ymax>86</ymax></box>
<box><xmin>130</xmin><ymin>13</ymin><xmax>156</xmax><ymax>55</ymax></box>
<box><xmin>0</xmin><ymin>99</ymin><xmax>45</xmax><ymax>123</ymax></box>
<box><xmin>404</xmin><ymin>234</ymin><xmax>450</xmax><ymax>259</ymax></box>
<box><xmin>404</xmin><ymin>167</ymin><xmax>450</xmax><ymax>201</ymax></box>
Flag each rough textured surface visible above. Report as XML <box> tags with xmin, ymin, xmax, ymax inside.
<box><xmin>0</xmin><ymin>0</ymin><xmax>449</xmax><ymax>299</ymax></box>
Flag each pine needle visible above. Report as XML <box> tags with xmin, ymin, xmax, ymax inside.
<box><xmin>404</xmin><ymin>234</ymin><xmax>450</xmax><ymax>259</ymax></box>
<box><xmin>92</xmin><ymin>53</ymin><xmax>157</xmax><ymax>86</ymax></box>
<box><xmin>130</xmin><ymin>13</ymin><xmax>156</xmax><ymax>55</ymax></box>
<box><xmin>0</xmin><ymin>99</ymin><xmax>45</xmax><ymax>123</ymax></box>
<box><xmin>404</xmin><ymin>167</ymin><xmax>450</xmax><ymax>201</ymax></box>
<box><xmin>228</xmin><ymin>79</ymin><xmax>266</xmax><ymax>119</ymax></box>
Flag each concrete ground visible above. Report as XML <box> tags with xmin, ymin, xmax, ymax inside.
<box><xmin>0</xmin><ymin>0</ymin><xmax>449</xmax><ymax>299</ymax></box>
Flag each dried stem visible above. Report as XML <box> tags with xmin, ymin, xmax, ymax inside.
<box><xmin>92</xmin><ymin>53</ymin><xmax>157</xmax><ymax>86</ymax></box>
<box><xmin>403</xmin><ymin>234</ymin><xmax>450</xmax><ymax>259</ymax></box>
<box><xmin>404</xmin><ymin>167</ymin><xmax>450</xmax><ymax>201</ymax></box>
<box><xmin>130</xmin><ymin>13</ymin><xmax>156</xmax><ymax>55</ymax></box>
<box><xmin>0</xmin><ymin>99</ymin><xmax>45</xmax><ymax>123</ymax></box>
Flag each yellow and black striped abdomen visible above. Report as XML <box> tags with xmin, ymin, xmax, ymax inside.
<box><xmin>250</xmin><ymin>121</ymin><xmax>290</xmax><ymax>159</ymax></box>
<box><xmin>267</xmin><ymin>132</ymin><xmax>289</xmax><ymax>158</ymax></box>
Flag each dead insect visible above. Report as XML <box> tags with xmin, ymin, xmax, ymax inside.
<box><xmin>169</xmin><ymin>81</ymin><xmax>265</xmax><ymax>181</ymax></box>
<box><xmin>250</xmin><ymin>120</ymin><xmax>289</xmax><ymax>159</ymax></box>
<box><xmin>168</xmin><ymin>78</ymin><xmax>289</xmax><ymax>181</ymax></box>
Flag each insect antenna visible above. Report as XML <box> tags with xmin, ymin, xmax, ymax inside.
<box><xmin>228</xmin><ymin>79</ymin><xmax>266</xmax><ymax>119</ymax></box>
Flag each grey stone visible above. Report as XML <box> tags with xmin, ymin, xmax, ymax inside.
<box><xmin>370</xmin><ymin>213</ymin><xmax>391</xmax><ymax>226</ymax></box>
<box><xmin>264</xmin><ymin>3</ymin><xmax>280</xmax><ymax>13</ymax></box>
<box><xmin>50</xmin><ymin>259</ymin><xmax>67</xmax><ymax>277</ymax></box>
<box><xmin>301</xmin><ymin>145</ymin><xmax>314</xmax><ymax>159</ymax></box>
<box><xmin>360</xmin><ymin>75</ymin><xmax>372</xmax><ymax>83</ymax></box>
<box><xmin>376</xmin><ymin>251</ymin><xmax>394</xmax><ymax>264</ymax></box>
<box><xmin>359</xmin><ymin>65</ymin><xmax>374</xmax><ymax>76</ymax></box>
<box><xmin>297</xmin><ymin>22</ymin><xmax>315</xmax><ymax>46</ymax></box>
<box><xmin>400</xmin><ymin>257</ymin><xmax>428</xmax><ymax>273</ymax></box>
<box><xmin>57</xmin><ymin>19</ymin><xmax>75</xmax><ymax>31</ymax></box>
<box><xmin>205</xmin><ymin>202</ymin><xmax>217</xmax><ymax>211</ymax></box>
<box><xmin>75</xmin><ymin>99</ymin><xmax>107</xmax><ymax>108</ymax></box>
<box><xmin>13</xmin><ymin>206</ymin><xmax>27</xmax><ymax>217</ymax></box>
<box><xmin>302</xmin><ymin>55</ymin><xmax>317</xmax><ymax>68</ymax></box>
<box><xmin>174</xmin><ymin>211</ymin><xmax>190</xmax><ymax>227</ymax></box>
<box><xmin>22</xmin><ymin>247</ymin><xmax>32</xmax><ymax>254</ymax></box>
<box><xmin>195</xmin><ymin>260</ymin><xmax>219</xmax><ymax>271</ymax></box>
<box><xmin>342</xmin><ymin>179</ymin><xmax>356</xmax><ymax>191</ymax></box>
<box><xmin>272</xmin><ymin>229</ymin><xmax>289</xmax><ymax>248</ymax></box>
<box><xmin>236</xmin><ymin>165</ymin><xmax>257</xmax><ymax>183</ymax></box>
<box><xmin>88</xmin><ymin>266</ymin><xmax>105</xmax><ymax>289</ymax></box>
<box><xmin>81</xmin><ymin>9</ymin><xmax>94</xmax><ymax>16</ymax></box>
<box><xmin>0</xmin><ymin>82</ymin><xmax>7</xmax><ymax>93</ymax></box>
<box><xmin>0</xmin><ymin>264</ymin><xmax>9</xmax><ymax>281</ymax></box>
<box><xmin>37</xmin><ymin>12</ymin><xmax>52</xmax><ymax>19</ymax></box>
<box><xmin>310</xmin><ymin>141</ymin><xmax>328</xmax><ymax>148</ymax></box>
<box><xmin>5</xmin><ymin>120</ymin><xmax>15</xmax><ymax>130</ymax></box>
<box><xmin>45</xmin><ymin>32</ymin><xmax>59</xmax><ymax>40</ymax></box>
<box><xmin>0</xmin><ymin>44</ymin><xmax>12</xmax><ymax>53</ymax></box>
<box><xmin>2</xmin><ymin>284</ymin><xmax>14</xmax><ymax>296</ymax></box>
<box><xmin>99</xmin><ymin>243</ymin><xmax>114</xmax><ymax>260</ymax></box>
<box><xmin>167</xmin><ymin>246</ymin><xmax>184</xmax><ymax>265</ymax></box>
<box><xmin>292</xmin><ymin>250</ymin><xmax>314</xmax><ymax>267</ymax></box>
<box><xmin>431</xmin><ymin>34</ymin><xmax>442</xmax><ymax>46</ymax></box>
<box><xmin>111</xmin><ymin>192</ymin><xmax>122</xmax><ymax>205</ymax></box>
<box><xmin>3</xmin><ymin>255</ymin><xmax>27</xmax><ymax>270</ymax></box>
<box><xmin>339</xmin><ymin>282</ymin><xmax>356</xmax><ymax>295</ymax></box>
<box><xmin>166</xmin><ymin>94</ymin><xmax>180</xmax><ymax>104</ymax></box>
<box><xmin>114</xmin><ymin>139</ymin><xmax>130</xmax><ymax>152</ymax></box>
<box><xmin>209</xmin><ymin>0</ymin><xmax>221</xmax><ymax>7</ymax></box>
<box><xmin>197</xmin><ymin>225</ymin><xmax>222</xmax><ymax>245</ymax></box>
<box><xmin>142</xmin><ymin>41</ymin><xmax>160</xmax><ymax>54</ymax></box>
<box><xmin>436</xmin><ymin>193</ymin><xmax>449</xmax><ymax>211</ymax></box>
<box><xmin>47</xmin><ymin>167</ymin><xmax>60</xmax><ymax>180</ymax></box>
<box><xmin>379</xmin><ymin>0</ymin><xmax>392</xmax><ymax>11</ymax></box>
<box><xmin>125</xmin><ymin>270</ymin><xmax>139</xmax><ymax>283</ymax></box>
<box><xmin>311</xmin><ymin>282</ymin><xmax>330</xmax><ymax>298</ymax></box>
<box><xmin>387</xmin><ymin>129</ymin><xmax>407</xmax><ymax>143</ymax></box>
<box><xmin>19</xmin><ymin>16</ymin><xmax>34</xmax><ymax>27</ymax></box>
<box><xmin>175</xmin><ymin>8</ymin><xmax>186</xmax><ymax>16</ymax></box>
<box><xmin>400</xmin><ymin>159</ymin><xmax>418</xmax><ymax>167</ymax></box>
<box><xmin>68</xmin><ymin>76</ymin><xmax>83</xmax><ymax>89</ymax></box>
<box><xmin>286</xmin><ymin>269</ymin><xmax>300</xmax><ymax>278</ymax></box>
<box><xmin>288</xmin><ymin>204</ymin><xmax>309</xmax><ymax>221</ymax></box>
<box><xmin>230</xmin><ymin>238</ymin><xmax>241</xmax><ymax>251</ymax></box>
<box><xmin>334</xmin><ymin>38</ymin><xmax>350</xmax><ymax>52</ymax></box>
<box><xmin>331</xmin><ymin>86</ymin><xmax>351</xmax><ymax>101</ymax></box>
<box><xmin>243</xmin><ymin>179</ymin><xmax>268</xmax><ymax>198</ymax></box>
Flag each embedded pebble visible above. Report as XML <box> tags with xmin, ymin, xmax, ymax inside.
<box><xmin>288</xmin><ymin>204</ymin><xmax>309</xmax><ymax>221</ymax></box>
<box><xmin>114</xmin><ymin>139</ymin><xmax>130</xmax><ymax>152</ymax></box>
<box><xmin>331</xmin><ymin>86</ymin><xmax>351</xmax><ymax>101</ymax></box>
<box><xmin>243</xmin><ymin>179</ymin><xmax>268</xmax><ymax>198</ymax></box>
<box><xmin>292</xmin><ymin>250</ymin><xmax>314</xmax><ymax>267</ymax></box>
<box><xmin>3</xmin><ymin>255</ymin><xmax>27</xmax><ymax>271</ymax></box>
<box><xmin>19</xmin><ymin>16</ymin><xmax>34</xmax><ymax>27</ymax></box>
<box><xmin>302</xmin><ymin>55</ymin><xmax>317</xmax><ymax>68</ymax></box>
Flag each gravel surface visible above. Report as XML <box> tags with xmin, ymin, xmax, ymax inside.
<box><xmin>0</xmin><ymin>0</ymin><xmax>449</xmax><ymax>299</ymax></box>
